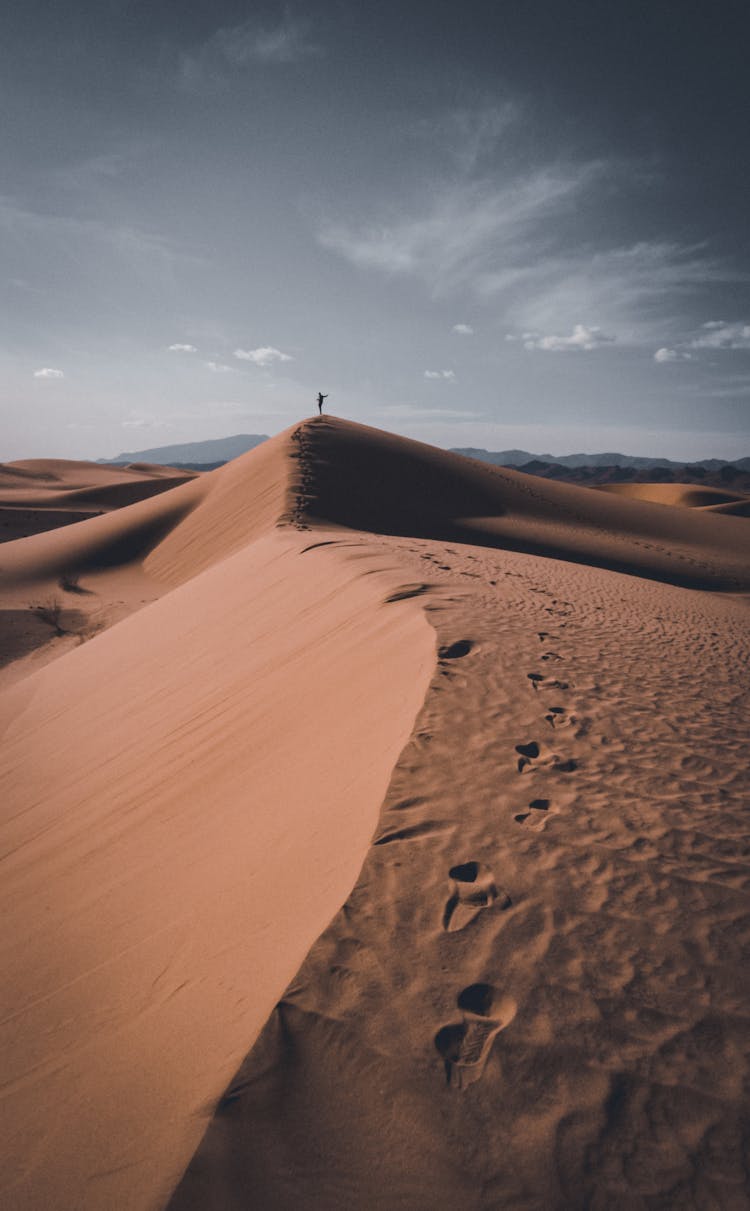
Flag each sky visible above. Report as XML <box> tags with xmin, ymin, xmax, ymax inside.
<box><xmin>2</xmin><ymin>0</ymin><xmax>749</xmax><ymax>461</ymax></box>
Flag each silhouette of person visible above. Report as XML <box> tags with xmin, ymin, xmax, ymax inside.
<box><xmin>317</xmin><ymin>392</ymin><xmax>328</xmax><ymax>415</ymax></box>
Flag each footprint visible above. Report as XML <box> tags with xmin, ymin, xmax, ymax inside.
<box><xmin>514</xmin><ymin>798</ymin><xmax>553</xmax><ymax>828</ymax></box>
<box><xmin>527</xmin><ymin>673</ymin><xmax>569</xmax><ymax>693</ymax></box>
<box><xmin>544</xmin><ymin>706</ymin><xmax>568</xmax><ymax>728</ymax></box>
<box><xmin>385</xmin><ymin>583</ymin><xmax>430</xmax><ymax>603</ymax></box>
<box><xmin>439</xmin><ymin>639</ymin><xmax>474</xmax><ymax>659</ymax></box>
<box><xmin>515</xmin><ymin>741</ymin><xmax>540</xmax><ymax>771</ymax></box>
<box><xmin>515</xmin><ymin>742</ymin><xmax>577</xmax><ymax>774</ymax></box>
<box><xmin>540</xmin><ymin>651</ymin><xmax>562</xmax><ymax>661</ymax></box>
<box><xmin>442</xmin><ymin>861</ymin><xmax>510</xmax><ymax>932</ymax></box>
<box><xmin>435</xmin><ymin>984</ymin><xmax>517</xmax><ymax>1089</ymax></box>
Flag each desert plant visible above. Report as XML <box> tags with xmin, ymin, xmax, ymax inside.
<box><xmin>32</xmin><ymin>597</ymin><xmax>66</xmax><ymax>636</ymax></box>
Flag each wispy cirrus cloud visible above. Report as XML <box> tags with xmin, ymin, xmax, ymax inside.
<box><xmin>180</xmin><ymin>11</ymin><xmax>321</xmax><ymax>90</ymax></box>
<box><xmin>204</xmin><ymin>360</ymin><xmax>232</xmax><ymax>372</ymax></box>
<box><xmin>234</xmin><ymin>345</ymin><xmax>293</xmax><ymax>366</ymax></box>
<box><xmin>318</xmin><ymin>167</ymin><xmax>596</xmax><ymax>289</ymax></box>
<box><xmin>168</xmin><ymin>343</ymin><xmax>197</xmax><ymax>353</ymax></box>
<box><xmin>0</xmin><ymin>196</ymin><xmax>198</xmax><ymax>302</ymax></box>
<box><xmin>33</xmin><ymin>367</ymin><xmax>64</xmax><ymax>378</ymax></box>
<box><xmin>411</xmin><ymin>102</ymin><xmax>520</xmax><ymax>175</ymax></box>
<box><xmin>452</xmin><ymin>323</ymin><xmax>474</xmax><ymax>335</ymax></box>
<box><xmin>424</xmin><ymin>369</ymin><xmax>456</xmax><ymax>379</ymax></box>
<box><xmin>317</xmin><ymin>148</ymin><xmax>746</xmax><ymax>350</ymax></box>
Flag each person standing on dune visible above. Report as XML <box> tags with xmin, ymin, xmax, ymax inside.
<box><xmin>317</xmin><ymin>392</ymin><xmax>328</xmax><ymax>415</ymax></box>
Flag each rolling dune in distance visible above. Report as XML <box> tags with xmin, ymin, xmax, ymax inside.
<box><xmin>595</xmin><ymin>480</ymin><xmax>750</xmax><ymax>517</ymax></box>
<box><xmin>1</xmin><ymin>415</ymin><xmax>748</xmax><ymax>1210</ymax></box>
<box><xmin>0</xmin><ymin>459</ymin><xmax>200</xmax><ymax>543</ymax></box>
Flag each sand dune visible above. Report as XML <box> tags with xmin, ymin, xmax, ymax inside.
<box><xmin>0</xmin><ymin>429</ymin><xmax>433</xmax><ymax>1211</ymax></box>
<box><xmin>1</xmin><ymin>416</ymin><xmax>749</xmax><ymax>1210</ymax></box>
<box><xmin>287</xmin><ymin>418</ymin><xmax>750</xmax><ymax>590</ymax></box>
<box><xmin>0</xmin><ymin>459</ymin><xmax>199</xmax><ymax>543</ymax></box>
<box><xmin>596</xmin><ymin>479</ymin><xmax>750</xmax><ymax>516</ymax></box>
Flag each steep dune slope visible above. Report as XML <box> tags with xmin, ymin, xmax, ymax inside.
<box><xmin>0</xmin><ymin>430</ymin><xmax>434</xmax><ymax>1211</ymax></box>
<box><xmin>1</xmin><ymin>425</ymin><xmax>306</xmax><ymax>592</ymax></box>
<box><xmin>0</xmin><ymin>432</ymin><xmax>299</xmax><ymax>687</ymax></box>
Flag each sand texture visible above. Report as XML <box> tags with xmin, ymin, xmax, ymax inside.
<box><xmin>1</xmin><ymin>416</ymin><xmax>749</xmax><ymax>1210</ymax></box>
<box><xmin>0</xmin><ymin>459</ymin><xmax>200</xmax><ymax>543</ymax></box>
<box><xmin>595</xmin><ymin>481</ymin><xmax>750</xmax><ymax>517</ymax></box>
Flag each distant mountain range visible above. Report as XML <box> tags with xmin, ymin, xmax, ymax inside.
<box><xmin>98</xmin><ymin>434</ymin><xmax>750</xmax><ymax>492</ymax></box>
<box><xmin>452</xmin><ymin>448</ymin><xmax>750</xmax><ymax>472</ymax></box>
<box><xmin>100</xmin><ymin>433</ymin><xmax>269</xmax><ymax>465</ymax></box>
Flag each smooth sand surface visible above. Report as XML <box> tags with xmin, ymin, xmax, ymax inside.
<box><xmin>1</xmin><ymin>416</ymin><xmax>749</xmax><ymax>1210</ymax></box>
<box><xmin>596</xmin><ymin>480</ymin><xmax>750</xmax><ymax>517</ymax></box>
<box><xmin>0</xmin><ymin>459</ymin><xmax>200</xmax><ymax>543</ymax></box>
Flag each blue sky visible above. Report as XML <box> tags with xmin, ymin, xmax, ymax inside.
<box><xmin>2</xmin><ymin>0</ymin><xmax>749</xmax><ymax>460</ymax></box>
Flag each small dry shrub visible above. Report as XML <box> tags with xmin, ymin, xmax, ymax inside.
<box><xmin>31</xmin><ymin>596</ymin><xmax>65</xmax><ymax>636</ymax></box>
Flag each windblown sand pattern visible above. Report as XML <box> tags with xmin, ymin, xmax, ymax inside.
<box><xmin>1</xmin><ymin>416</ymin><xmax>748</xmax><ymax>1209</ymax></box>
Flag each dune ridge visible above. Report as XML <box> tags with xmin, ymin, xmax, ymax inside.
<box><xmin>595</xmin><ymin>480</ymin><xmax>750</xmax><ymax>517</ymax></box>
<box><xmin>1</xmin><ymin>416</ymin><xmax>749</xmax><ymax>1210</ymax></box>
<box><xmin>287</xmin><ymin>418</ymin><xmax>750</xmax><ymax>591</ymax></box>
<box><xmin>0</xmin><ymin>459</ymin><xmax>200</xmax><ymax>543</ymax></box>
<box><xmin>0</xmin><ymin>423</ymin><xmax>435</xmax><ymax>1211</ymax></box>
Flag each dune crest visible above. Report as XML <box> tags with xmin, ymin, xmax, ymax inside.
<box><xmin>0</xmin><ymin>458</ymin><xmax>200</xmax><ymax>544</ymax></box>
<box><xmin>595</xmin><ymin>479</ymin><xmax>750</xmax><ymax>516</ymax></box>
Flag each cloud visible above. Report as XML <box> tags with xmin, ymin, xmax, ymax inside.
<box><xmin>690</xmin><ymin>321</ymin><xmax>750</xmax><ymax>350</ymax></box>
<box><xmin>452</xmin><ymin>323</ymin><xmax>474</xmax><ymax>335</ymax></box>
<box><xmin>654</xmin><ymin>346</ymin><xmax>691</xmax><ymax>363</ymax></box>
<box><xmin>519</xmin><ymin>324</ymin><xmax>615</xmax><ymax>352</ymax></box>
<box><xmin>180</xmin><ymin>13</ymin><xmax>321</xmax><ymax>88</ymax></box>
<box><xmin>424</xmin><ymin>369</ymin><xmax>456</xmax><ymax>379</ymax></box>
<box><xmin>33</xmin><ymin>367</ymin><xmax>64</xmax><ymax>378</ymax></box>
<box><xmin>215</xmin><ymin>16</ymin><xmax>320</xmax><ymax>65</ymax></box>
<box><xmin>412</xmin><ymin>103</ymin><xmax>520</xmax><ymax>175</ymax></box>
<box><xmin>234</xmin><ymin>346</ymin><xmax>293</xmax><ymax>366</ymax></box>
<box><xmin>319</xmin><ymin>168</ymin><xmax>597</xmax><ymax>288</ymax></box>
<box><xmin>317</xmin><ymin>146</ymin><xmax>746</xmax><ymax>347</ymax></box>
<box><xmin>0</xmin><ymin>197</ymin><xmax>200</xmax><ymax>284</ymax></box>
<box><xmin>204</xmin><ymin>360</ymin><xmax>232</xmax><ymax>372</ymax></box>
<box><xmin>168</xmin><ymin>343</ymin><xmax>197</xmax><ymax>353</ymax></box>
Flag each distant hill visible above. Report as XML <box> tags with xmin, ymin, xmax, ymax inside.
<box><xmin>98</xmin><ymin>433</ymin><xmax>750</xmax><ymax>487</ymax></box>
<box><xmin>100</xmin><ymin>434</ymin><xmax>269</xmax><ymax>465</ymax></box>
<box><xmin>451</xmin><ymin>448</ymin><xmax>750</xmax><ymax>472</ymax></box>
<box><xmin>501</xmin><ymin>460</ymin><xmax>750</xmax><ymax>495</ymax></box>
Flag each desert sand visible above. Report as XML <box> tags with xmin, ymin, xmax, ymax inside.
<box><xmin>595</xmin><ymin>480</ymin><xmax>750</xmax><ymax>517</ymax></box>
<box><xmin>0</xmin><ymin>458</ymin><xmax>200</xmax><ymax>543</ymax></box>
<box><xmin>1</xmin><ymin>416</ymin><xmax>748</xmax><ymax>1210</ymax></box>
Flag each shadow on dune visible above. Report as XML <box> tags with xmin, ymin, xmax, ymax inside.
<box><xmin>290</xmin><ymin>417</ymin><xmax>750</xmax><ymax>592</ymax></box>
